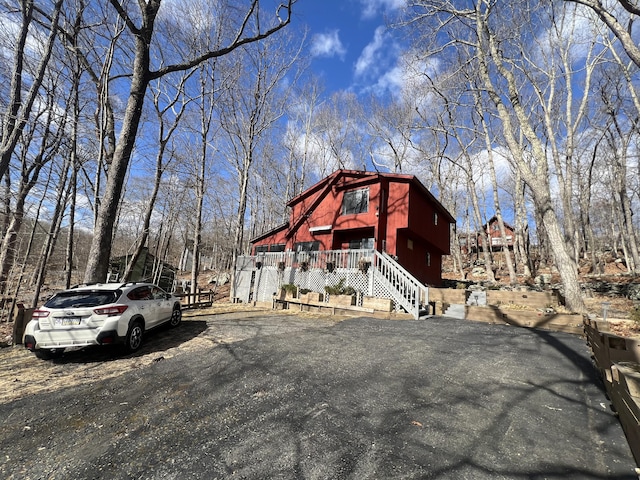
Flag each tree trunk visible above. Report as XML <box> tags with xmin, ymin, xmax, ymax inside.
<box><xmin>84</xmin><ymin>27</ymin><xmax>152</xmax><ymax>283</ymax></box>
<box><xmin>474</xmin><ymin>8</ymin><xmax>585</xmax><ymax>311</ymax></box>
<box><xmin>65</xmin><ymin>165</ymin><xmax>77</xmax><ymax>289</ymax></box>
<box><xmin>478</xmin><ymin>91</ymin><xmax>516</xmax><ymax>284</ymax></box>
<box><xmin>31</xmin><ymin>161</ymin><xmax>71</xmax><ymax>306</ymax></box>
<box><xmin>190</xmin><ymin>158</ymin><xmax>205</xmax><ymax>297</ymax></box>
<box><xmin>230</xmin><ymin>166</ymin><xmax>251</xmax><ymax>300</ymax></box>
<box><xmin>468</xmin><ymin>176</ymin><xmax>495</xmax><ymax>283</ymax></box>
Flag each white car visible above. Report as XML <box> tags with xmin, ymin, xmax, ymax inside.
<box><xmin>23</xmin><ymin>282</ymin><xmax>182</xmax><ymax>359</ymax></box>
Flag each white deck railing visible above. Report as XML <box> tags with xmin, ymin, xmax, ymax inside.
<box><xmin>247</xmin><ymin>249</ymin><xmax>375</xmax><ymax>270</ymax></box>
<box><xmin>236</xmin><ymin>249</ymin><xmax>429</xmax><ymax>319</ymax></box>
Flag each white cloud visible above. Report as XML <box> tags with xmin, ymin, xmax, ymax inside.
<box><xmin>310</xmin><ymin>30</ymin><xmax>347</xmax><ymax>59</ymax></box>
<box><xmin>359</xmin><ymin>0</ymin><xmax>406</xmax><ymax>20</ymax></box>
<box><xmin>355</xmin><ymin>34</ymin><xmax>420</xmax><ymax>97</ymax></box>
<box><xmin>354</xmin><ymin>26</ymin><xmax>388</xmax><ymax>77</ymax></box>
<box><xmin>372</xmin><ymin>65</ymin><xmax>405</xmax><ymax>95</ymax></box>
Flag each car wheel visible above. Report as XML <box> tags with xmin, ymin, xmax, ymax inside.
<box><xmin>125</xmin><ymin>320</ymin><xmax>144</xmax><ymax>353</ymax></box>
<box><xmin>35</xmin><ymin>348</ymin><xmax>64</xmax><ymax>360</ymax></box>
<box><xmin>169</xmin><ymin>306</ymin><xmax>182</xmax><ymax>327</ymax></box>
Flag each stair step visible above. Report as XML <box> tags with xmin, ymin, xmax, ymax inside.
<box><xmin>443</xmin><ymin>304</ymin><xmax>465</xmax><ymax>319</ymax></box>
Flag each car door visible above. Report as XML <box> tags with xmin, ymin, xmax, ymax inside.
<box><xmin>127</xmin><ymin>286</ymin><xmax>159</xmax><ymax>326</ymax></box>
<box><xmin>151</xmin><ymin>286</ymin><xmax>173</xmax><ymax>324</ymax></box>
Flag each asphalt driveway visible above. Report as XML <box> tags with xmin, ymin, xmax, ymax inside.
<box><xmin>1</xmin><ymin>313</ymin><xmax>637</xmax><ymax>479</ymax></box>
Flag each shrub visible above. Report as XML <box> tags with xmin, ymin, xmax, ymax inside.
<box><xmin>281</xmin><ymin>283</ymin><xmax>298</xmax><ymax>295</ymax></box>
<box><xmin>324</xmin><ymin>278</ymin><xmax>356</xmax><ymax>296</ymax></box>
<box><xmin>299</xmin><ymin>288</ymin><xmax>311</xmax><ymax>295</ymax></box>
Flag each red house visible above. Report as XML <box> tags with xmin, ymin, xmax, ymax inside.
<box><xmin>479</xmin><ymin>216</ymin><xmax>515</xmax><ymax>251</ymax></box>
<box><xmin>250</xmin><ymin>169</ymin><xmax>455</xmax><ymax>286</ymax></box>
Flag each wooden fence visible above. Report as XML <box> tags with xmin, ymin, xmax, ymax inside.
<box><xmin>176</xmin><ymin>291</ymin><xmax>216</xmax><ymax>309</ymax></box>
<box><xmin>584</xmin><ymin>317</ymin><xmax>640</xmax><ymax>466</ymax></box>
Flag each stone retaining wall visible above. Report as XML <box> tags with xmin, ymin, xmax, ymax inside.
<box><xmin>429</xmin><ymin>288</ymin><xmax>560</xmax><ymax>309</ymax></box>
<box><xmin>486</xmin><ymin>290</ymin><xmax>559</xmax><ymax>308</ymax></box>
<box><xmin>465</xmin><ymin>306</ymin><xmax>583</xmax><ymax>334</ymax></box>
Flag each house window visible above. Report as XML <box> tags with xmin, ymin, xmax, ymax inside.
<box><xmin>270</xmin><ymin>244</ymin><xmax>286</xmax><ymax>252</ymax></box>
<box><xmin>294</xmin><ymin>241</ymin><xmax>320</xmax><ymax>252</ymax></box>
<box><xmin>434</xmin><ymin>212</ymin><xmax>438</xmax><ymax>225</ymax></box>
<box><xmin>407</xmin><ymin>239</ymin><xmax>414</xmax><ymax>250</ymax></box>
<box><xmin>254</xmin><ymin>245</ymin><xmax>268</xmax><ymax>254</ymax></box>
<box><xmin>349</xmin><ymin>238</ymin><xmax>374</xmax><ymax>250</ymax></box>
<box><xmin>426</xmin><ymin>252</ymin><xmax>431</xmax><ymax>267</ymax></box>
<box><xmin>342</xmin><ymin>188</ymin><xmax>369</xmax><ymax>215</ymax></box>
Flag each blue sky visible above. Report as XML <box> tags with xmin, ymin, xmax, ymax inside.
<box><xmin>294</xmin><ymin>0</ymin><xmax>406</xmax><ymax>96</ymax></box>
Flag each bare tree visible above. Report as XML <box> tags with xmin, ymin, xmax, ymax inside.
<box><xmin>512</xmin><ymin>169</ymin><xmax>533</xmax><ymax>277</ymax></box>
<box><xmin>596</xmin><ymin>32</ymin><xmax>640</xmax><ymax>273</ymax></box>
<box><xmin>413</xmin><ymin>69</ymin><xmax>497</xmax><ymax>283</ymax></box>
<box><xmin>404</xmin><ymin>1</ymin><xmax>587</xmax><ymax>311</ymax></box>
<box><xmin>217</xmin><ymin>31</ymin><xmax>301</xmax><ymax>299</ymax></box>
<box><xmin>474</xmin><ymin>2</ymin><xmax>585</xmax><ymax>310</ymax></box>
<box><xmin>364</xmin><ymin>94</ymin><xmax>419</xmax><ymax>173</ymax></box>
<box><xmin>565</xmin><ymin>0</ymin><xmax>640</xmax><ymax>68</ymax></box>
<box><xmin>82</xmin><ymin>0</ymin><xmax>297</xmax><ymax>284</ymax></box>
<box><xmin>282</xmin><ymin>76</ymin><xmax>324</xmax><ymax>204</ymax></box>
<box><xmin>469</xmin><ymin>83</ymin><xmax>516</xmax><ymax>283</ymax></box>
<box><xmin>600</xmin><ymin>100</ymin><xmax>639</xmax><ymax>273</ymax></box>
<box><xmin>0</xmin><ymin>75</ymin><xmax>66</xmax><ymax>295</ymax></box>
<box><xmin>188</xmin><ymin>63</ymin><xmax>219</xmax><ymax>297</ymax></box>
<box><xmin>312</xmin><ymin>91</ymin><xmax>366</xmax><ymax>175</ymax></box>
<box><xmin>0</xmin><ymin>0</ymin><xmax>64</xmax><ymax>182</ymax></box>
<box><xmin>120</xmin><ymin>72</ymin><xmax>193</xmax><ymax>282</ymax></box>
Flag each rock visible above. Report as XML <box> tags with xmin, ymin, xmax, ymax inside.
<box><xmin>581</xmin><ymin>281</ymin><xmax>640</xmax><ymax>300</ymax></box>
<box><xmin>534</xmin><ymin>274</ymin><xmax>552</xmax><ymax>285</ymax></box>
<box><xmin>471</xmin><ymin>267</ymin><xmax>486</xmax><ymax>276</ymax></box>
<box><xmin>208</xmin><ymin>273</ymin><xmax>230</xmax><ymax>285</ymax></box>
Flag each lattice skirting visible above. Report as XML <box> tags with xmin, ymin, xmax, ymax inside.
<box><xmin>235</xmin><ymin>266</ymin><xmax>377</xmax><ymax>306</ymax></box>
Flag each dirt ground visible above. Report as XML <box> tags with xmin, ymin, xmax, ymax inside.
<box><xmin>0</xmin><ymin>304</ymin><xmax>343</xmax><ymax>404</ymax></box>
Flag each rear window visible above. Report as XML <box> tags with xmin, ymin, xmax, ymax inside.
<box><xmin>44</xmin><ymin>290</ymin><xmax>121</xmax><ymax>309</ymax></box>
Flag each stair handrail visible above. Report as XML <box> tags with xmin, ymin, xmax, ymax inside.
<box><xmin>372</xmin><ymin>251</ymin><xmax>428</xmax><ymax>319</ymax></box>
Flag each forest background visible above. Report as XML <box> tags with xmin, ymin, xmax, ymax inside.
<box><xmin>1</xmin><ymin>0</ymin><xmax>640</xmax><ymax>323</ymax></box>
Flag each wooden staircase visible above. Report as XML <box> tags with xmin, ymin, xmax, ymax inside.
<box><xmin>372</xmin><ymin>251</ymin><xmax>429</xmax><ymax>319</ymax></box>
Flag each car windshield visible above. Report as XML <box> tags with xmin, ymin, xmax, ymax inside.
<box><xmin>44</xmin><ymin>290</ymin><xmax>120</xmax><ymax>309</ymax></box>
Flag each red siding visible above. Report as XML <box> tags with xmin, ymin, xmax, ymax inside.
<box><xmin>380</xmin><ymin>181</ymin><xmax>408</xmax><ymax>255</ymax></box>
<box><xmin>250</xmin><ymin>170</ymin><xmax>454</xmax><ymax>285</ymax></box>
<box><xmin>396</xmin><ymin>230</ymin><xmax>444</xmax><ymax>285</ymax></box>
<box><xmin>407</xmin><ymin>185</ymin><xmax>451</xmax><ymax>254</ymax></box>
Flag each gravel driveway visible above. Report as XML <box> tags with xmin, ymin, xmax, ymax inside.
<box><xmin>1</xmin><ymin>310</ymin><xmax>637</xmax><ymax>479</ymax></box>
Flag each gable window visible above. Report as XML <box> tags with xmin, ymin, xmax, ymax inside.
<box><xmin>426</xmin><ymin>252</ymin><xmax>431</xmax><ymax>267</ymax></box>
<box><xmin>434</xmin><ymin>212</ymin><xmax>438</xmax><ymax>225</ymax></box>
<box><xmin>342</xmin><ymin>188</ymin><xmax>369</xmax><ymax>215</ymax></box>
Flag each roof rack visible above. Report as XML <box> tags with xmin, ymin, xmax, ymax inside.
<box><xmin>69</xmin><ymin>282</ymin><xmax>101</xmax><ymax>289</ymax></box>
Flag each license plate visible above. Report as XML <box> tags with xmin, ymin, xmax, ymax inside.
<box><xmin>55</xmin><ymin>317</ymin><xmax>81</xmax><ymax>326</ymax></box>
